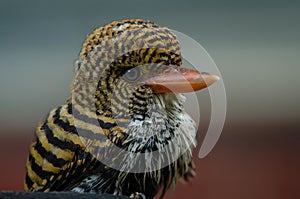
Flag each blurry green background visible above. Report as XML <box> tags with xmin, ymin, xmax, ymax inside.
<box><xmin>0</xmin><ymin>0</ymin><xmax>299</xmax><ymax>198</ymax></box>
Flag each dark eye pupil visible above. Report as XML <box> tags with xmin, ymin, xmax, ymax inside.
<box><xmin>124</xmin><ymin>68</ymin><xmax>140</xmax><ymax>81</ymax></box>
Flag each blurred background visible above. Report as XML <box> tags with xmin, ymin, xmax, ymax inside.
<box><xmin>0</xmin><ymin>0</ymin><xmax>299</xmax><ymax>198</ymax></box>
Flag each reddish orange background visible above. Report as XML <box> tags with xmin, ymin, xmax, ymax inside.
<box><xmin>1</xmin><ymin>123</ymin><xmax>299</xmax><ymax>199</ymax></box>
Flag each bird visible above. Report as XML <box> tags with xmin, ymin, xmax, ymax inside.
<box><xmin>24</xmin><ymin>19</ymin><xmax>219</xmax><ymax>199</ymax></box>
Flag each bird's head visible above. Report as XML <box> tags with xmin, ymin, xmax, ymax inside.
<box><xmin>71</xmin><ymin>19</ymin><xmax>218</xmax><ymax>172</ymax></box>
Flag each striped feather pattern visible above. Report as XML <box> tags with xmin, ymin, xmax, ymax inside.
<box><xmin>25</xmin><ymin>19</ymin><xmax>197</xmax><ymax>199</ymax></box>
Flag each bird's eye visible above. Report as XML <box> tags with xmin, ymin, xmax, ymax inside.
<box><xmin>123</xmin><ymin>67</ymin><xmax>141</xmax><ymax>82</ymax></box>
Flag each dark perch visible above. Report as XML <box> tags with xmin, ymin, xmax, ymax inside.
<box><xmin>0</xmin><ymin>192</ymin><xmax>129</xmax><ymax>199</ymax></box>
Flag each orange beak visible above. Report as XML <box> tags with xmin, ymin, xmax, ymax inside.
<box><xmin>145</xmin><ymin>66</ymin><xmax>219</xmax><ymax>93</ymax></box>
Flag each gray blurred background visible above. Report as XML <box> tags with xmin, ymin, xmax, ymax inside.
<box><xmin>0</xmin><ymin>0</ymin><xmax>299</xmax><ymax>198</ymax></box>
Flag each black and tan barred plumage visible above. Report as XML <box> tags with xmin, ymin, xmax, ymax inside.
<box><xmin>25</xmin><ymin>19</ymin><xmax>218</xmax><ymax>199</ymax></box>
